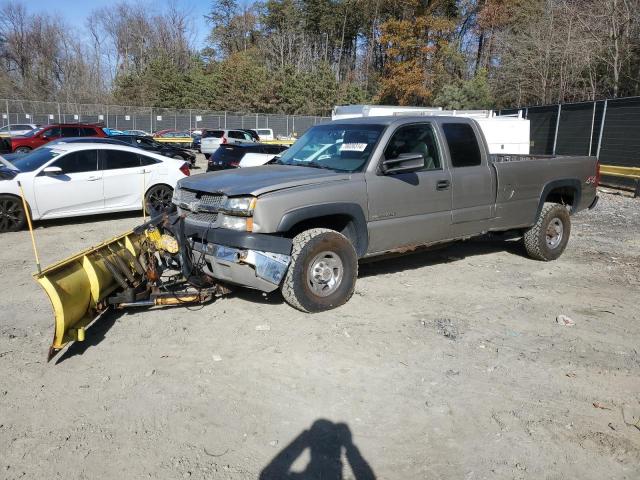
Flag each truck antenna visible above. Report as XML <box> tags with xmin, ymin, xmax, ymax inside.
<box><xmin>17</xmin><ymin>180</ymin><xmax>41</xmax><ymax>274</ymax></box>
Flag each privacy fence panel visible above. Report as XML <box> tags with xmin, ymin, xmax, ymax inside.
<box><xmin>1</xmin><ymin>99</ymin><xmax>329</xmax><ymax>138</ymax></box>
<box><xmin>500</xmin><ymin>96</ymin><xmax>640</xmax><ymax>190</ymax></box>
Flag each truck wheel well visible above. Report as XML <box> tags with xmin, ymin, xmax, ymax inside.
<box><xmin>545</xmin><ymin>186</ymin><xmax>576</xmax><ymax>208</ymax></box>
<box><xmin>286</xmin><ymin>214</ymin><xmax>364</xmax><ymax>256</ymax></box>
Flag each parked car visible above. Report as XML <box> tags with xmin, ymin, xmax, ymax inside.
<box><xmin>1</xmin><ymin>137</ymin><xmax>131</xmax><ymax>164</ymax></box>
<box><xmin>200</xmin><ymin>129</ymin><xmax>257</xmax><ymax>158</ymax></box>
<box><xmin>191</xmin><ymin>134</ymin><xmax>202</xmax><ymax>152</ymax></box>
<box><xmin>207</xmin><ymin>143</ymin><xmax>289</xmax><ymax>171</ymax></box>
<box><xmin>255</xmin><ymin>128</ymin><xmax>275</xmax><ymax>141</ymax></box>
<box><xmin>103</xmin><ymin>128</ymin><xmax>125</xmax><ymax>136</ymax></box>
<box><xmin>0</xmin><ymin>123</ymin><xmax>38</xmax><ymax>137</ymax></box>
<box><xmin>122</xmin><ymin>129</ymin><xmax>151</xmax><ymax>137</ymax></box>
<box><xmin>240</xmin><ymin>129</ymin><xmax>260</xmax><ymax>142</ymax></box>
<box><xmin>171</xmin><ymin>115</ymin><xmax>599</xmax><ymax>312</ymax></box>
<box><xmin>0</xmin><ymin>143</ymin><xmax>190</xmax><ymax>232</ymax></box>
<box><xmin>7</xmin><ymin>124</ymin><xmax>107</xmax><ymax>154</ymax></box>
<box><xmin>153</xmin><ymin>129</ymin><xmax>177</xmax><ymax>137</ymax></box>
<box><xmin>111</xmin><ymin>135</ymin><xmax>196</xmax><ymax>166</ymax></box>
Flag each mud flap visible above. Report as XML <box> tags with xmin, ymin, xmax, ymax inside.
<box><xmin>35</xmin><ymin>230</ymin><xmax>144</xmax><ymax>361</ymax></box>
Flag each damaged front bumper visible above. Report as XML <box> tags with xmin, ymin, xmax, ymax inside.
<box><xmin>190</xmin><ymin>240</ymin><xmax>290</xmax><ymax>292</ymax></box>
<box><xmin>176</xmin><ymin>218</ymin><xmax>293</xmax><ymax>292</ymax></box>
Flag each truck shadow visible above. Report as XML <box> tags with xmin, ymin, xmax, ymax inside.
<box><xmin>358</xmin><ymin>237</ymin><xmax>525</xmax><ymax>278</ymax></box>
<box><xmin>259</xmin><ymin>419</ymin><xmax>376</xmax><ymax>480</ymax></box>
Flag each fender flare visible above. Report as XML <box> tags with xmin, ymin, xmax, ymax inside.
<box><xmin>277</xmin><ymin>203</ymin><xmax>369</xmax><ymax>257</ymax></box>
<box><xmin>535</xmin><ymin>179</ymin><xmax>582</xmax><ymax>222</ymax></box>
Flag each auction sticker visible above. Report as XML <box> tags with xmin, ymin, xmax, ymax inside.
<box><xmin>340</xmin><ymin>143</ymin><xmax>367</xmax><ymax>152</ymax></box>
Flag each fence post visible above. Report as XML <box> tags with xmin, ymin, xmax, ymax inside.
<box><xmin>5</xmin><ymin>100</ymin><xmax>9</xmax><ymax>130</ymax></box>
<box><xmin>189</xmin><ymin>109</ymin><xmax>192</xmax><ymax>130</ymax></box>
<box><xmin>57</xmin><ymin>103</ymin><xmax>61</xmax><ymax>123</ymax></box>
<box><xmin>596</xmin><ymin>99</ymin><xmax>608</xmax><ymax>161</ymax></box>
<box><xmin>106</xmin><ymin>105</ymin><xmax>109</xmax><ymax>128</ymax></box>
<box><xmin>224</xmin><ymin>111</ymin><xmax>227</xmax><ymax>129</ymax></box>
<box><xmin>552</xmin><ymin>103</ymin><xmax>561</xmax><ymax>155</ymax></box>
<box><xmin>256</xmin><ymin>113</ymin><xmax>258</xmax><ymax>129</ymax></box>
<box><xmin>150</xmin><ymin>108</ymin><xmax>153</xmax><ymax>133</ymax></box>
<box><xmin>588</xmin><ymin>101</ymin><xmax>596</xmax><ymax>156</ymax></box>
<box><xmin>174</xmin><ymin>112</ymin><xmax>177</xmax><ymax>130</ymax></box>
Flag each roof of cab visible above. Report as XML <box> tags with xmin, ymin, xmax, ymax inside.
<box><xmin>327</xmin><ymin>115</ymin><xmax>475</xmax><ymax>126</ymax></box>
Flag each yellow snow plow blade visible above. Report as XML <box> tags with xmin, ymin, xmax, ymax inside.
<box><xmin>34</xmin><ymin>230</ymin><xmax>144</xmax><ymax>361</ymax></box>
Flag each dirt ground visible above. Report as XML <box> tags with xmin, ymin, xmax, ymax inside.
<box><xmin>1</xmin><ymin>159</ymin><xmax>639</xmax><ymax>479</ymax></box>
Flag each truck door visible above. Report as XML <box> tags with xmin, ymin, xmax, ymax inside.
<box><xmin>366</xmin><ymin>122</ymin><xmax>453</xmax><ymax>254</ymax></box>
<box><xmin>441</xmin><ymin>122</ymin><xmax>496</xmax><ymax>237</ymax></box>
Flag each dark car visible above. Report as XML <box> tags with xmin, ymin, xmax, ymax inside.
<box><xmin>207</xmin><ymin>143</ymin><xmax>288</xmax><ymax>171</ymax></box>
<box><xmin>111</xmin><ymin>135</ymin><xmax>196</xmax><ymax>166</ymax></box>
<box><xmin>7</xmin><ymin>123</ymin><xmax>108</xmax><ymax>153</ymax></box>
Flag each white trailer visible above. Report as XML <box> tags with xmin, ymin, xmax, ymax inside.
<box><xmin>331</xmin><ymin>105</ymin><xmax>530</xmax><ymax>155</ymax></box>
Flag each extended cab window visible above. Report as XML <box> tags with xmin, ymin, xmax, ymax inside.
<box><xmin>384</xmin><ymin>123</ymin><xmax>441</xmax><ymax>170</ymax></box>
<box><xmin>101</xmin><ymin>150</ymin><xmax>141</xmax><ymax>169</ymax></box>
<box><xmin>442</xmin><ymin>123</ymin><xmax>482</xmax><ymax>167</ymax></box>
<box><xmin>52</xmin><ymin>150</ymin><xmax>98</xmax><ymax>174</ymax></box>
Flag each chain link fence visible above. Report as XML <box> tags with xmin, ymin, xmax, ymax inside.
<box><xmin>0</xmin><ymin>99</ymin><xmax>330</xmax><ymax>138</ymax></box>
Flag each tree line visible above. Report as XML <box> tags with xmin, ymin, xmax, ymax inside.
<box><xmin>1</xmin><ymin>0</ymin><xmax>639</xmax><ymax>116</ymax></box>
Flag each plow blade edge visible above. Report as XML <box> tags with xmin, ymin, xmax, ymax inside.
<box><xmin>34</xmin><ymin>230</ymin><xmax>145</xmax><ymax>361</ymax></box>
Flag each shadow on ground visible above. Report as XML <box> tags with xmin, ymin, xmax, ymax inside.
<box><xmin>260</xmin><ymin>419</ymin><xmax>376</xmax><ymax>480</ymax></box>
<box><xmin>358</xmin><ymin>237</ymin><xmax>525</xmax><ymax>278</ymax></box>
<box><xmin>54</xmin><ymin>308</ymin><xmax>126</xmax><ymax>364</ymax></box>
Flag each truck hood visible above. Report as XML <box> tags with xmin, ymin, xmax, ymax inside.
<box><xmin>178</xmin><ymin>165</ymin><xmax>352</xmax><ymax>196</ymax></box>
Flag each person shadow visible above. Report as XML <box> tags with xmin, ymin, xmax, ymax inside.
<box><xmin>259</xmin><ymin>419</ymin><xmax>376</xmax><ymax>480</ymax></box>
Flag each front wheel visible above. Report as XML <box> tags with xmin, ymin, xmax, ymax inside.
<box><xmin>145</xmin><ymin>184</ymin><xmax>173</xmax><ymax>214</ymax></box>
<box><xmin>14</xmin><ymin>147</ymin><xmax>31</xmax><ymax>154</ymax></box>
<box><xmin>281</xmin><ymin>228</ymin><xmax>358</xmax><ymax>312</ymax></box>
<box><xmin>523</xmin><ymin>203</ymin><xmax>571</xmax><ymax>261</ymax></box>
<box><xmin>0</xmin><ymin>195</ymin><xmax>27</xmax><ymax>232</ymax></box>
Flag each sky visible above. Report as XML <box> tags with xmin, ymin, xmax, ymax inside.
<box><xmin>23</xmin><ymin>0</ymin><xmax>214</xmax><ymax>49</ymax></box>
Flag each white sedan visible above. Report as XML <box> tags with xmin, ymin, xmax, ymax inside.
<box><xmin>0</xmin><ymin>143</ymin><xmax>190</xmax><ymax>232</ymax></box>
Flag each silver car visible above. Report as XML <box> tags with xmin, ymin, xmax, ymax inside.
<box><xmin>200</xmin><ymin>129</ymin><xmax>256</xmax><ymax>158</ymax></box>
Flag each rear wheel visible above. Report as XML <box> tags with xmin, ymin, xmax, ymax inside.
<box><xmin>523</xmin><ymin>203</ymin><xmax>571</xmax><ymax>261</ymax></box>
<box><xmin>145</xmin><ymin>185</ymin><xmax>173</xmax><ymax>214</ymax></box>
<box><xmin>0</xmin><ymin>195</ymin><xmax>26</xmax><ymax>232</ymax></box>
<box><xmin>14</xmin><ymin>146</ymin><xmax>31</xmax><ymax>154</ymax></box>
<box><xmin>281</xmin><ymin>228</ymin><xmax>358</xmax><ymax>312</ymax></box>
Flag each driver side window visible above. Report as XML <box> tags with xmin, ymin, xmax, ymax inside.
<box><xmin>384</xmin><ymin>124</ymin><xmax>441</xmax><ymax>171</ymax></box>
<box><xmin>42</xmin><ymin>127</ymin><xmax>61</xmax><ymax>139</ymax></box>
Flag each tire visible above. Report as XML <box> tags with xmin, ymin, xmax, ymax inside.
<box><xmin>145</xmin><ymin>184</ymin><xmax>174</xmax><ymax>214</ymax></box>
<box><xmin>523</xmin><ymin>203</ymin><xmax>571</xmax><ymax>261</ymax></box>
<box><xmin>14</xmin><ymin>147</ymin><xmax>31</xmax><ymax>154</ymax></box>
<box><xmin>0</xmin><ymin>194</ymin><xmax>27</xmax><ymax>232</ymax></box>
<box><xmin>281</xmin><ymin>228</ymin><xmax>358</xmax><ymax>313</ymax></box>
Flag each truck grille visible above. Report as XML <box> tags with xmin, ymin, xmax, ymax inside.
<box><xmin>188</xmin><ymin>212</ymin><xmax>219</xmax><ymax>224</ymax></box>
<box><xmin>198</xmin><ymin>193</ymin><xmax>224</xmax><ymax>208</ymax></box>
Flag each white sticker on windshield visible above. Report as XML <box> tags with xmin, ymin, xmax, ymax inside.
<box><xmin>340</xmin><ymin>143</ymin><xmax>367</xmax><ymax>152</ymax></box>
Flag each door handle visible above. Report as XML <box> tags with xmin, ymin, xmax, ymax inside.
<box><xmin>436</xmin><ymin>180</ymin><xmax>450</xmax><ymax>190</ymax></box>
<box><xmin>87</xmin><ymin>176</ymin><xmax>101</xmax><ymax>181</ymax></box>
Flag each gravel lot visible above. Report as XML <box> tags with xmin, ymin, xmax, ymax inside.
<box><xmin>1</xmin><ymin>160</ymin><xmax>639</xmax><ymax>479</ymax></box>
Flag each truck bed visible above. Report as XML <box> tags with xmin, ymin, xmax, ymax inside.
<box><xmin>490</xmin><ymin>154</ymin><xmax>598</xmax><ymax>231</ymax></box>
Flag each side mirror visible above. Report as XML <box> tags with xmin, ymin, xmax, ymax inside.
<box><xmin>42</xmin><ymin>166</ymin><xmax>63</xmax><ymax>176</ymax></box>
<box><xmin>381</xmin><ymin>153</ymin><xmax>425</xmax><ymax>175</ymax></box>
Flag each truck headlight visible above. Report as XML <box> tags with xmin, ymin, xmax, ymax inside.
<box><xmin>219</xmin><ymin>213</ymin><xmax>253</xmax><ymax>231</ymax></box>
<box><xmin>221</xmin><ymin>196</ymin><xmax>257</xmax><ymax>216</ymax></box>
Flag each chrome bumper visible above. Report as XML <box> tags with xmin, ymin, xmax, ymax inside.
<box><xmin>191</xmin><ymin>241</ymin><xmax>290</xmax><ymax>292</ymax></box>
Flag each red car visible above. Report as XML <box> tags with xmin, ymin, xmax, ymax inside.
<box><xmin>9</xmin><ymin>124</ymin><xmax>107</xmax><ymax>153</ymax></box>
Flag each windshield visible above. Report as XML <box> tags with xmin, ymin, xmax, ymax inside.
<box><xmin>20</xmin><ymin>127</ymin><xmax>45</xmax><ymax>137</ymax></box>
<box><xmin>276</xmin><ymin>124</ymin><xmax>384</xmax><ymax>172</ymax></box>
<box><xmin>10</xmin><ymin>148</ymin><xmax>61</xmax><ymax>172</ymax></box>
